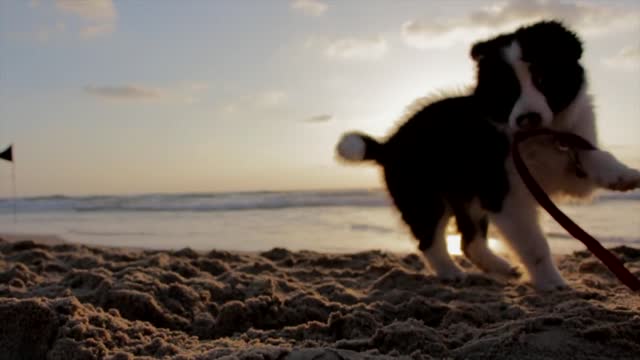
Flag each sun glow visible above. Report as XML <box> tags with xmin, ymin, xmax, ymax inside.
<box><xmin>446</xmin><ymin>234</ymin><xmax>506</xmax><ymax>256</ymax></box>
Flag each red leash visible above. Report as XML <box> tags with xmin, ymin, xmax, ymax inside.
<box><xmin>512</xmin><ymin>128</ymin><xmax>640</xmax><ymax>291</ymax></box>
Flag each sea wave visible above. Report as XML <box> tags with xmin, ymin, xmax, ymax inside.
<box><xmin>0</xmin><ymin>190</ymin><xmax>391</xmax><ymax>213</ymax></box>
<box><xmin>546</xmin><ymin>231</ymin><xmax>640</xmax><ymax>245</ymax></box>
<box><xmin>0</xmin><ymin>189</ymin><xmax>637</xmax><ymax>214</ymax></box>
<box><xmin>592</xmin><ymin>191</ymin><xmax>640</xmax><ymax>202</ymax></box>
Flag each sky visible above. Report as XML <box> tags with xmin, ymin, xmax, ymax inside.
<box><xmin>0</xmin><ymin>0</ymin><xmax>639</xmax><ymax>197</ymax></box>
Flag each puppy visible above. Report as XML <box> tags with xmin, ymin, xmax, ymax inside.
<box><xmin>334</xmin><ymin>20</ymin><xmax>640</xmax><ymax>291</ymax></box>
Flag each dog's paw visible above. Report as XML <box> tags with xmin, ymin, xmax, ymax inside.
<box><xmin>605</xmin><ymin>168</ymin><xmax>640</xmax><ymax>192</ymax></box>
<box><xmin>464</xmin><ymin>241</ymin><xmax>517</xmax><ymax>278</ymax></box>
<box><xmin>530</xmin><ymin>270</ymin><xmax>569</xmax><ymax>291</ymax></box>
<box><xmin>506</xmin><ymin>266</ymin><xmax>522</xmax><ymax>279</ymax></box>
<box><xmin>534</xmin><ymin>285</ymin><xmax>570</xmax><ymax>293</ymax></box>
<box><xmin>477</xmin><ymin>258</ymin><xmax>521</xmax><ymax>279</ymax></box>
<box><xmin>533</xmin><ymin>281</ymin><xmax>570</xmax><ymax>292</ymax></box>
<box><xmin>483</xmin><ymin>256</ymin><xmax>518</xmax><ymax>278</ymax></box>
<box><xmin>435</xmin><ymin>267</ymin><xmax>467</xmax><ymax>281</ymax></box>
<box><xmin>584</xmin><ymin>151</ymin><xmax>640</xmax><ymax>191</ymax></box>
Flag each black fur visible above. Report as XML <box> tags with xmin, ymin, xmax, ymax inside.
<box><xmin>472</xmin><ymin>47</ymin><xmax>521</xmax><ymax>124</ymax></box>
<box><xmin>337</xmin><ymin>20</ymin><xmax>585</xmax><ymax>255</ymax></box>
<box><xmin>472</xmin><ymin>20</ymin><xmax>585</xmax><ymax>117</ymax></box>
<box><xmin>352</xmin><ymin>132</ymin><xmax>385</xmax><ymax>162</ymax></box>
<box><xmin>371</xmin><ymin>95</ymin><xmax>510</xmax><ymax>251</ymax></box>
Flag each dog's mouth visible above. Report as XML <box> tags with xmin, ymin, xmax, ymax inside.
<box><xmin>509</xmin><ymin>108</ymin><xmax>555</xmax><ymax>133</ymax></box>
<box><xmin>515</xmin><ymin>112</ymin><xmax>543</xmax><ymax>129</ymax></box>
<box><xmin>508</xmin><ymin>125</ymin><xmax>550</xmax><ymax>139</ymax></box>
<box><xmin>514</xmin><ymin>125</ymin><xmax>549</xmax><ymax>135</ymax></box>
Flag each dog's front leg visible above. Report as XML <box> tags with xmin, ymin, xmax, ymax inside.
<box><xmin>489</xmin><ymin>180</ymin><xmax>568</xmax><ymax>291</ymax></box>
<box><xmin>578</xmin><ymin>150</ymin><xmax>640</xmax><ymax>191</ymax></box>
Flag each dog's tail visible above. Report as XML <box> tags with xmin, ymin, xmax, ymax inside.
<box><xmin>335</xmin><ymin>131</ymin><xmax>384</xmax><ymax>164</ymax></box>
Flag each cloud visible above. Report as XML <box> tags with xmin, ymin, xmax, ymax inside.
<box><xmin>79</xmin><ymin>23</ymin><xmax>115</xmax><ymax>39</ymax></box>
<box><xmin>185</xmin><ymin>82</ymin><xmax>210</xmax><ymax>92</ymax></box>
<box><xmin>256</xmin><ymin>91</ymin><xmax>288</xmax><ymax>107</ymax></box>
<box><xmin>222</xmin><ymin>103</ymin><xmax>238</xmax><ymax>114</ymax></box>
<box><xmin>401</xmin><ymin>21</ymin><xmax>481</xmax><ymax>50</ymax></box>
<box><xmin>55</xmin><ymin>0</ymin><xmax>116</xmax><ymax>21</ymax></box>
<box><xmin>603</xmin><ymin>45</ymin><xmax>640</xmax><ymax>71</ymax></box>
<box><xmin>402</xmin><ymin>0</ymin><xmax>640</xmax><ymax>50</ymax></box>
<box><xmin>84</xmin><ymin>85</ymin><xmax>161</xmax><ymax>100</ymax></box>
<box><xmin>84</xmin><ymin>82</ymin><xmax>208</xmax><ymax>104</ymax></box>
<box><xmin>290</xmin><ymin>0</ymin><xmax>327</xmax><ymax>17</ymax></box>
<box><xmin>55</xmin><ymin>0</ymin><xmax>117</xmax><ymax>38</ymax></box>
<box><xmin>32</xmin><ymin>21</ymin><xmax>66</xmax><ymax>42</ymax></box>
<box><xmin>323</xmin><ymin>35</ymin><xmax>388</xmax><ymax>61</ymax></box>
<box><xmin>178</xmin><ymin>82</ymin><xmax>209</xmax><ymax>104</ymax></box>
<box><xmin>303</xmin><ymin>114</ymin><xmax>333</xmax><ymax>123</ymax></box>
<box><xmin>221</xmin><ymin>90</ymin><xmax>289</xmax><ymax>114</ymax></box>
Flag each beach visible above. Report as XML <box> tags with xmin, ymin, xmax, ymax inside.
<box><xmin>1</xmin><ymin>234</ymin><xmax>639</xmax><ymax>359</ymax></box>
<box><xmin>4</xmin><ymin>1</ymin><xmax>640</xmax><ymax>358</ymax></box>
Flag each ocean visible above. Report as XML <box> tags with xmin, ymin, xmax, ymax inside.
<box><xmin>0</xmin><ymin>189</ymin><xmax>638</xmax><ymax>255</ymax></box>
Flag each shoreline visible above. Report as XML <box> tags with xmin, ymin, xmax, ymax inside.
<box><xmin>0</xmin><ymin>231</ymin><xmax>585</xmax><ymax>259</ymax></box>
<box><xmin>0</xmin><ymin>232</ymin><xmax>67</xmax><ymax>246</ymax></box>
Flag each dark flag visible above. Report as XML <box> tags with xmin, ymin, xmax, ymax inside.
<box><xmin>0</xmin><ymin>145</ymin><xmax>12</xmax><ymax>162</ymax></box>
<box><xmin>1</xmin><ymin>144</ymin><xmax>16</xmax><ymax>221</ymax></box>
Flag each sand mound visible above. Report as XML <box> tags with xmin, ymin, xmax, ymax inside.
<box><xmin>1</xmin><ymin>238</ymin><xmax>639</xmax><ymax>359</ymax></box>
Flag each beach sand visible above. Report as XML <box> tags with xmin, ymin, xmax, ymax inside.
<box><xmin>0</xmin><ymin>235</ymin><xmax>639</xmax><ymax>359</ymax></box>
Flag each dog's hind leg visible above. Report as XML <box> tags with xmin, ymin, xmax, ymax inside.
<box><xmin>400</xmin><ymin>200</ymin><xmax>464</xmax><ymax>280</ymax></box>
<box><xmin>454</xmin><ymin>201</ymin><xmax>517</xmax><ymax>277</ymax></box>
<box><xmin>385</xmin><ymin>168</ymin><xmax>464</xmax><ymax>279</ymax></box>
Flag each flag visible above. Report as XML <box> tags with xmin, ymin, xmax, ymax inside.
<box><xmin>0</xmin><ymin>145</ymin><xmax>12</xmax><ymax>163</ymax></box>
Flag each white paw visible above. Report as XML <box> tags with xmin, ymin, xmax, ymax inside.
<box><xmin>605</xmin><ymin>168</ymin><xmax>640</xmax><ymax>192</ymax></box>
<box><xmin>488</xmin><ymin>261</ymin><xmax>521</xmax><ymax>279</ymax></box>
<box><xmin>437</xmin><ymin>267</ymin><xmax>467</xmax><ymax>281</ymax></box>
<box><xmin>585</xmin><ymin>151</ymin><xmax>640</xmax><ymax>191</ymax></box>
<box><xmin>529</xmin><ymin>265</ymin><xmax>569</xmax><ymax>291</ymax></box>
<box><xmin>532</xmin><ymin>278</ymin><xmax>569</xmax><ymax>292</ymax></box>
<box><xmin>475</xmin><ymin>254</ymin><xmax>519</xmax><ymax>278</ymax></box>
<box><xmin>428</xmin><ymin>261</ymin><xmax>467</xmax><ymax>280</ymax></box>
<box><xmin>465</xmin><ymin>242</ymin><xmax>518</xmax><ymax>277</ymax></box>
<box><xmin>422</xmin><ymin>250</ymin><xmax>466</xmax><ymax>281</ymax></box>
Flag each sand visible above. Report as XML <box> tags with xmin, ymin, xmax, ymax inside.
<box><xmin>0</xmin><ymin>236</ymin><xmax>639</xmax><ymax>359</ymax></box>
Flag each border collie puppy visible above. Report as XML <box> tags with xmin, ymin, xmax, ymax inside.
<box><xmin>334</xmin><ymin>20</ymin><xmax>640</xmax><ymax>291</ymax></box>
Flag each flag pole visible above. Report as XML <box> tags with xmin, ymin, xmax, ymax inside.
<box><xmin>12</xmin><ymin>160</ymin><xmax>17</xmax><ymax>223</ymax></box>
<box><xmin>0</xmin><ymin>143</ymin><xmax>16</xmax><ymax>222</ymax></box>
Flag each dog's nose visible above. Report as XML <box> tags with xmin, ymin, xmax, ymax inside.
<box><xmin>516</xmin><ymin>112</ymin><xmax>542</xmax><ymax>129</ymax></box>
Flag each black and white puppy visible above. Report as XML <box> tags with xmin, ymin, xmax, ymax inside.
<box><xmin>334</xmin><ymin>20</ymin><xmax>640</xmax><ymax>291</ymax></box>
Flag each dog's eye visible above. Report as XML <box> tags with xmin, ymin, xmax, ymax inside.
<box><xmin>533</xmin><ymin>74</ymin><xmax>544</xmax><ymax>88</ymax></box>
<box><xmin>529</xmin><ymin>65</ymin><xmax>545</xmax><ymax>88</ymax></box>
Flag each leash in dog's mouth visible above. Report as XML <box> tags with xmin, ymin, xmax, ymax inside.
<box><xmin>511</xmin><ymin>128</ymin><xmax>640</xmax><ymax>291</ymax></box>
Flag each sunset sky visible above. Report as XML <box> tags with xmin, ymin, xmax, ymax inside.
<box><xmin>1</xmin><ymin>0</ymin><xmax>639</xmax><ymax>197</ymax></box>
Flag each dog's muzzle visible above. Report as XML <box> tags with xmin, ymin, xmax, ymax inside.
<box><xmin>516</xmin><ymin>112</ymin><xmax>542</xmax><ymax>129</ymax></box>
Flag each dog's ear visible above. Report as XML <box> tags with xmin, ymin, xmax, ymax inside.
<box><xmin>470</xmin><ymin>34</ymin><xmax>514</xmax><ymax>62</ymax></box>
<box><xmin>517</xmin><ymin>20</ymin><xmax>583</xmax><ymax>61</ymax></box>
<box><xmin>470</xmin><ymin>41</ymin><xmax>488</xmax><ymax>61</ymax></box>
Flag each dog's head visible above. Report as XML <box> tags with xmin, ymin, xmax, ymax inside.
<box><xmin>470</xmin><ymin>20</ymin><xmax>585</xmax><ymax>132</ymax></box>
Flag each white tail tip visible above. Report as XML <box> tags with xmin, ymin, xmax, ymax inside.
<box><xmin>336</xmin><ymin>133</ymin><xmax>366</xmax><ymax>161</ymax></box>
